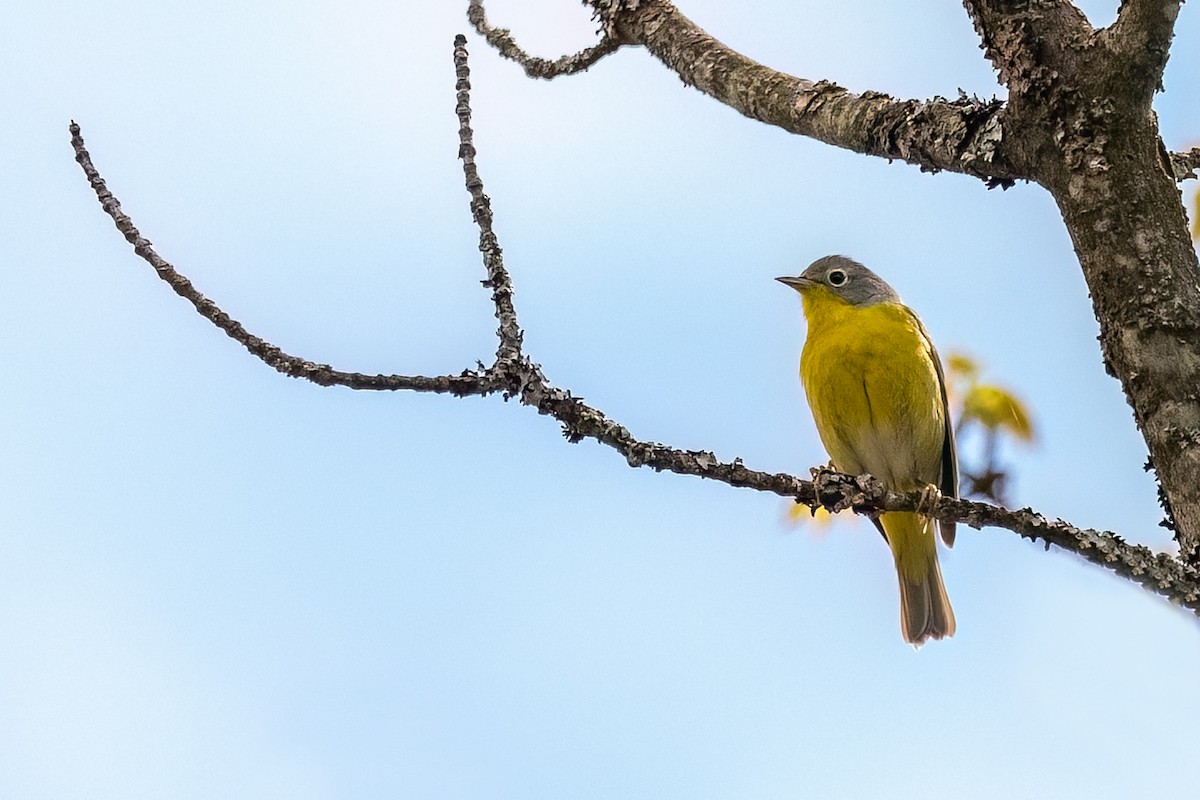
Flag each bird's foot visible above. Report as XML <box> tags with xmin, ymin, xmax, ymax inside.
<box><xmin>915</xmin><ymin>483</ymin><xmax>942</xmax><ymax>517</ymax></box>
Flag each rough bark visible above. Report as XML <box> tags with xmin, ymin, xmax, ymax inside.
<box><xmin>573</xmin><ymin>0</ymin><xmax>1200</xmax><ymax>561</ymax></box>
<box><xmin>962</xmin><ymin>0</ymin><xmax>1200</xmax><ymax>559</ymax></box>
<box><xmin>581</xmin><ymin>1</ymin><xmax>1022</xmax><ymax>185</ymax></box>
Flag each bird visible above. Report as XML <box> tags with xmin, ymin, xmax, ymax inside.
<box><xmin>778</xmin><ymin>255</ymin><xmax>958</xmax><ymax>644</ymax></box>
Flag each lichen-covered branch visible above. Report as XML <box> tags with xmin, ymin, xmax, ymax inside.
<box><xmin>1171</xmin><ymin>147</ymin><xmax>1200</xmax><ymax>181</ymax></box>
<box><xmin>464</xmin><ymin>0</ymin><xmax>1021</xmax><ymax>184</ymax></box>
<box><xmin>71</xmin><ymin>36</ymin><xmax>1200</xmax><ymax>617</ymax></box>
<box><xmin>467</xmin><ymin>0</ymin><xmax>619</xmax><ymax>79</ymax></box>
<box><xmin>69</xmin><ymin>121</ymin><xmax>494</xmax><ymax>397</ymax></box>
<box><xmin>454</xmin><ymin>34</ymin><xmax>522</xmax><ymax>365</ymax></box>
<box><xmin>961</xmin><ymin>0</ymin><xmax>1092</xmax><ymax>89</ymax></box>
<box><xmin>808</xmin><ymin>470</ymin><xmax>1200</xmax><ymax>612</ymax></box>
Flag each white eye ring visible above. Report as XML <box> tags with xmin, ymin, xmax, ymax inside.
<box><xmin>827</xmin><ymin>269</ymin><xmax>847</xmax><ymax>286</ymax></box>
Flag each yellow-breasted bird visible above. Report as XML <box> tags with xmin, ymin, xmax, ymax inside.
<box><xmin>778</xmin><ymin>255</ymin><xmax>958</xmax><ymax>644</ymax></box>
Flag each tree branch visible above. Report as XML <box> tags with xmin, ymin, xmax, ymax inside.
<box><xmin>454</xmin><ymin>34</ymin><xmax>522</xmax><ymax>365</ymax></box>
<box><xmin>467</xmin><ymin>0</ymin><xmax>1021</xmax><ymax>185</ymax></box>
<box><xmin>1105</xmin><ymin>0</ymin><xmax>1183</xmax><ymax>95</ymax></box>
<box><xmin>71</xmin><ymin>36</ymin><xmax>1200</xmax><ymax>617</ymax></box>
<box><xmin>1170</xmin><ymin>147</ymin><xmax>1200</xmax><ymax>182</ymax></box>
<box><xmin>961</xmin><ymin>1</ymin><xmax>1093</xmax><ymax>89</ymax></box>
<box><xmin>69</xmin><ymin>121</ymin><xmax>496</xmax><ymax>397</ymax></box>
<box><xmin>63</xmin><ymin>36</ymin><xmax>527</xmax><ymax>395</ymax></box>
<box><xmin>466</xmin><ymin>0</ymin><xmax>619</xmax><ymax>79</ymax></box>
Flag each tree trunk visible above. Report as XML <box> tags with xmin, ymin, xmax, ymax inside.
<box><xmin>1047</xmin><ymin>125</ymin><xmax>1200</xmax><ymax>560</ymax></box>
<box><xmin>970</xmin><ymin>0</ymin><xmax>1200</xmax><ymax>561</ymax></box>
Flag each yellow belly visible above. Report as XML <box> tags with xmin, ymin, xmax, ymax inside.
<box><xmin>800</xmin><ymin>299</ymin><xmax>945</xmax><ymax>491</ymax></box>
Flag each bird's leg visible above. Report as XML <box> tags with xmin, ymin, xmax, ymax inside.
<box><xmin>915</xmin><ymin>483</ymin><xmax>942</xmax><ymax>518</ymax></box>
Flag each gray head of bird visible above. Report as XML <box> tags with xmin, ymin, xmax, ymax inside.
<box><xmin>777</xmin><ymin>255</ymin><xmax>901</xmax><ymax>307</ymax></box>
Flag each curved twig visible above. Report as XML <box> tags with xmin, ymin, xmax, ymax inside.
<box><xmin>467</xmin><ymin>0</ymin><xmax>620</xmax><ymax>79</ymax></box>
<box><xmin>69</xmin><ymin>121</ymin><xmax>494</xmax><ymax>396</ymax></box>
<box><xmin>70</xmin><ymin>37</ymin><xmax>1200</xmax><ymax>616</ymax></box>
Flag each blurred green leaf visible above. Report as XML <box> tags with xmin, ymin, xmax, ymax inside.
<box><xmin>946</xmin><ymin>352</ymin><xmax>979</xmax><ymax>381</ymax></box>
<box><xmin>962</xmin><ymin>384</ymin><xmax>1035</xmax><ymax>441</ymax></box>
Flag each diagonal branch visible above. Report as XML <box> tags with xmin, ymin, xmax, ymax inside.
<box><xmin>467</xmin><ymin>0</ymin><xmax>619</xmax><ymax>79</ymax></box>
<box><xmin>69</xmin><ymin>122</ymin><xmax>494</xmax><ymax>397</ymax></box>
<box><xmin>470</xmin><ymin>0</ymin><xmax>1022</xmax><ymax>185</ymax></box>
<box><xmin>71</xmin><ymin>36</ymin><xmax>1200</xmax><ymax>617</ymax></box>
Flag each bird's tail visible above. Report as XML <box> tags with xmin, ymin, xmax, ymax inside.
<box><xmin>880</xmin><ymin>511</ymin><xmax>955</xmax><ymax>645</ymax></box>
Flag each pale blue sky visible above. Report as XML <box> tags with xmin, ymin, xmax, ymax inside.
<box><xmin>2</xmin><ymin>1</ymin><xmax>1199</xmax><ymax>798</ymax></box>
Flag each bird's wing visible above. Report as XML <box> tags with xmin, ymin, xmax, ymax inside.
<box><xmin>912</xmin><ymin>312</ymin><xmax>958</xmax><ymax>548</ymax></box>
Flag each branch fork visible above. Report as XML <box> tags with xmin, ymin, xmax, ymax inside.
<box><xmin>70</xmin><ymin>32</ymin><xmax>1200</xmax><ymax>616</ymax></box>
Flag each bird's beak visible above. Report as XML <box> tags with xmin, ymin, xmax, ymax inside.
<box><xmin>776</xmin><ymin>275</ymin><xmax>813</xmax><ymax>291</ymax></box>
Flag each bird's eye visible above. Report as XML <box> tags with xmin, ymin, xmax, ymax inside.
<box><xmin>827</xmin><ymin>269</ymin><xmax>847</xmax><ymax>286</ymax></box>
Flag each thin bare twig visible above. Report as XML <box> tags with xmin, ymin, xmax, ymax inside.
<box><xmin>467</xmin><ymin>0</ymin><xmax>619</xmax><ymax>79</ymax></box>
<box><xmin>68</xmin><ymin>122</ymin><xmax>493</xmax><ymax>397</ymax></box>
<box><xmin>70</xmin><ymin>38</ymin><xmax>1200</xmax><ymax>616</ymax></box>
<box><xmin>454</xmin><ymin>34</ymin><xmax>522</xmax><ymax>365</ymax></box>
